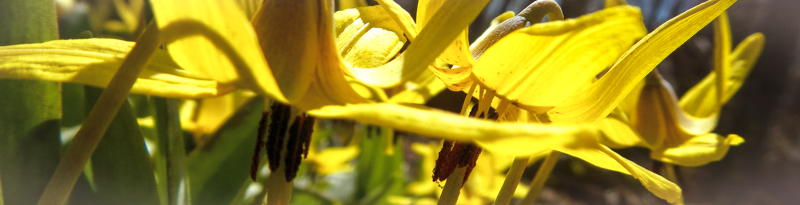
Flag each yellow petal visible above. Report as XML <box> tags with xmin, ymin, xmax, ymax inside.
<box><xmin>473</xmin><ymin>6</ymin><xmax>646</xmax><ymax>109</ymax></box>
<box><xmin>308</xmin><ymin>103</ymin><xmax>589</xmax><ymax>143</ymax></box>
<box><xmin>375</xmin><ymin>0</ymin><xmax>418</xmax><ymax>41</ymax></box>
<box><xmin>309</xmin><ymin>104</ymin><xmax>680</xmax><ymax>202</ymax></box>
<box><xmin>712</xmin><ymin>12</ymin><xmax>732</xmax><ymax>105</ymax></box>
<box><xmin>403</xmin><ymin>0</ymin><xmax>490</xmax><ymax>83</ymax></box>
<box><xmin>306</xmin><ymin>145</ymin><xmax>360</xmax><ymax>174</ymax></box>
<box><xmin>236</xmin><ymin>0</ymin><xmax>263</xmax><ymax>19</ymax></box>
<box><xmin>348</xmin><ymin>78</ymin><xmax>389</xmax><ymax>102</ymax></box>
<box><xmin>547</xmin><ymin>0</ymin><xmax>738</xmax><ymax>125</ymax></box>
<box><xmin>389</xmin><ymin>69</ymin><xmax>447</xmax><ymax>104</ymax></box>
<box><xmin>150</xmin><ymin>0</ymin><xmax>287</xmax><ymax>102</ymax></box>
<box><xmin>566</xmin><ymin>145</ymin><xmax>682</xmax><ymax>203</ymax></box>
<box><xmin>337</xmin><ymin>0</ymin><xmax>368</xmax><ymax>10</ymax></box>
<box><xmin>650</xmin><ymin>133</ymin><xmax>743</xmax><ymax>167</ymax></box>
<box><xmin>251</xmin><ymin>0</ymin><xmax>319</xmax><ymax>103</ymax></box>
<box><xmin>679</xmin><ymin>32</ymin><xmax>764</xmax><ymax>117</ymax></box>
<box><xmin>334</xmin><ymin>6</ymin><xmax>410</xmax><ymax>88</ymax></box>
<box><xmin>0</xmin><ymin>39</ymin><xmax>236</xmax><ymax>98</ymax></box>
<box><xmin>597</xmin><ymin>112</ymin><xmax>645</xmax><ymax>148</ymax></box>
<box><xmin>295</xmin><ymin>1</ymin><xmax>370</xmax><ymax>111</ymax></box>
<box><xmin>415</xmin><ymin>0</ymin><xmax>474</xmax><ymax>67</ymax></box>
<box><xmin>113</xmin><ymin>0</ymin><xmax>144</xmax><ymax>33</ymax></box>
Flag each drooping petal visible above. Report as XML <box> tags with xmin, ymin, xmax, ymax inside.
<box><xmin>251</xmin><ymin>0</ymin><xmax>319</xmax><ymax>103</ymax></box>
<box><xmin>295</xmin><ymin>0</ymin><xmax>370</xmax><ymax>111</ymax></box>
<box><xmin>548</xmin><ymin>0</ymin><xmax>738</xmax><ymax>125</ymax></box>
<box><xmin>149</xmin><ymin>0</ymin><xmax>288</xmax><ymax>102</ymax></box>
<box><xmin>679</xmin><ymin>32</ymin><xmax>764</xmax><ymax>117</ymax></box>
<box><xmin>402</xmin><ymin>0</ymin><xmax>490</xmax><ymax>85</ymax></box>
<box><xmin>566</xmin><ymin>145</ymin><xmax>682</xmax><ymax>203</ymax></box>
<box><xmin>650</xmin><ymin>133</ymin><xmax>744</xmax><ymax>167</ymax></box>
<box><xmin>309</xmin><ymin>103</ymin><xmax>681</xmax><ymax>203</ymax></box>
<box><xmin>472</xmin><ymin>6</ymin><xmax>647</xmax><ymax>110</ymax></box>
<box><xmin>0</xmin><ymin>39</ymin><xmax>236</xmax><ymax>98</ymax></box>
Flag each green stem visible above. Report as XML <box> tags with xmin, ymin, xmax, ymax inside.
<box><xmin>494</xmin><ymin>157</ymin><xmax>530</xmax><ymax>205</ymax></box>
<box><xmin>152</xmin><ymin>97</ymin><xmax>188</xmax><ymax>205</ymax></box>
<box><xmin>438</xmin><ymin>167</ymin><xmax>466</xmax><ymax>205</ymax></box>
<box><xmin>36</xmin><ymin>21</ymin><xmax>160</xmax><ymax>205</ymax></box>
<box><xmin>520</xmin><ymin>151</ymin><xmax>561</xmax><ymax>205</ymax></box>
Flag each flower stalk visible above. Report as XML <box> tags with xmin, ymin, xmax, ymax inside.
<box><xmin>494</xmin><ymin>157</ymin><xmax>530</xmax><ymax>205</ymax></box>
<box><xmin>37</xmin><ymin>21</ymin><xmax>160</xmax><ymax>205</ymax></box>
<box><xmin>520</xmin><ymin>151</ymin><xmax>561</xmax><ymax>205</ymax></box>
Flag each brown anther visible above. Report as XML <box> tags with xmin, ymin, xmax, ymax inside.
<box><xmin>266</xmin><ymin>103</ymin><xmax>291</xmax><ymax>171</ymax></box>
<box><xmin>250</xmin><ymin>111</ymin><xmax>270</xmax><ymax>181</ymax></box>
<box><xmin>433</xmin><ymin>140</ymin><xmax>455</xmax><ymax>183</ymax></box>
<box><xmin>299</xmin><ymin>116</ymin><xmax>315</xmax><ymax>159</ymax></box>
<box><xmin>432</xmin><ymin>141</ymin><xmax>482</xmax><ymax>187</ymax></box>
<box><xmin>284</xmin><ymin>115</ymin><xmax>305</xmax><ymax>182</ymax></box>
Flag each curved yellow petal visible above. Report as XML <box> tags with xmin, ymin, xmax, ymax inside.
<box><xmin>473</xmin><ymin>6</ymin><xmax>646</xmax><ymax>109</ymax></box>
<box><xmin>149</xmin><ymin>0</ymin><xmax>287</xmax><ymax>102</ymax></box>
<box><xmin>651</xmin><ymin>133</ymin><xmax>743</xmax><ymax>167</ymax></box>
<box><xmin>679</xmin><ymin>32</ymin><xmax>764</xmax><ymax>117</ymax></box>
<box><xmin>712</xmin><ymin>12</ymin><xmax>732</xmax><ymax>105</ymax></box>
<box><xmin>309</xmin><ymin>103</ymin><xmax>681</xmax><ymax>202</ymax></box>
<box><xmin>349</xmin><ymin>78</ymin><xmax>389</xmax><ymax>102</ymax></box>
<box><xmin>569</xmin><ymin>145</ymin><xmax>682</xmax><ymax>203</ymax></box>
<box><xmin>334</xmin><ymin>6</ymin><xmax>410</xmax><ymax>88</ymax></box>
<box><xmin>251</xmin><ymin>0</ymin><xmax>319</xmax><ymax>103</ymax></box>
<box><xmin>295</xmin><ymin>1</ymin><xmax>370</xmax><ymax>111</ymax></box>
<box><xmin>548</xmin><ymin>0</ymin><xmax>738</xmax><ymax>125</ymax></box>
<box><xmin>335</xmin><ymin>6</ymin><xmax>406</xmax><ymax>68</ymax></box>
<box><xmin>403</xmin><ymin>0</ymin><xmax>490</xmax><ymax>84</ymax></box>
<box><xmin>375</xmin><ymin>0</ymin><xmax>417</xmax><ymax>41</ymax></box>
<box><xmin>0</xmin><ymin>39</ymin><xmax>235</xmax><ymax>98</ymax></box>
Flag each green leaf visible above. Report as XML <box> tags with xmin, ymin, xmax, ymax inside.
<box><xmin>187</xmin><ymin>97</ymin><xmax>264</xmax><ymax>205</ymax></box>
<box><xmin>354</xmin><ymin>127</ymin><xmax>404</xmax><ymax>205</ymax></box>
<box><xmin>152</xmin><ymin>97</ymin><xmax>188</xmax><ymax>205</ymax></box>
<box><xmin>0</xmin><ymin>0</ymin><xmax>61</xmax><ymax>204</ymax></box>
<box><xmin>84</xmin><ymin>86</ymin><xmax>160</xmax><ymax>205</ymax></box>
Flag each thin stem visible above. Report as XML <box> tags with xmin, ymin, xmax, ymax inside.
<box><xmin>438</xmin><ymin>167</ymin><xmax>466</xmax><ymax>205</ymax></box>
<box><xmin>494</xmin><ymin>157</ymin><xmax>530</xmax><ymax>205</ymax></box>
<box><xmin>37</xmin><ymin>21</ymin><xmax>160</xmax><ymax>205</ymax></box>
<box><xmin>520</xmin><ymin>151</ymin><xmax>561</xmax><ymax>205</ymax></box>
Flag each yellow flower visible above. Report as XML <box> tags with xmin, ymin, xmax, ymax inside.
<box><xmin>0</xmin><ymin>0</ymin><xmax>736</xmax><ymax>204</ymax></box>
<box><xmin>598</xmin><ymin>13</ymin><xmax>764</xmax><ymax>167</ymax></box>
